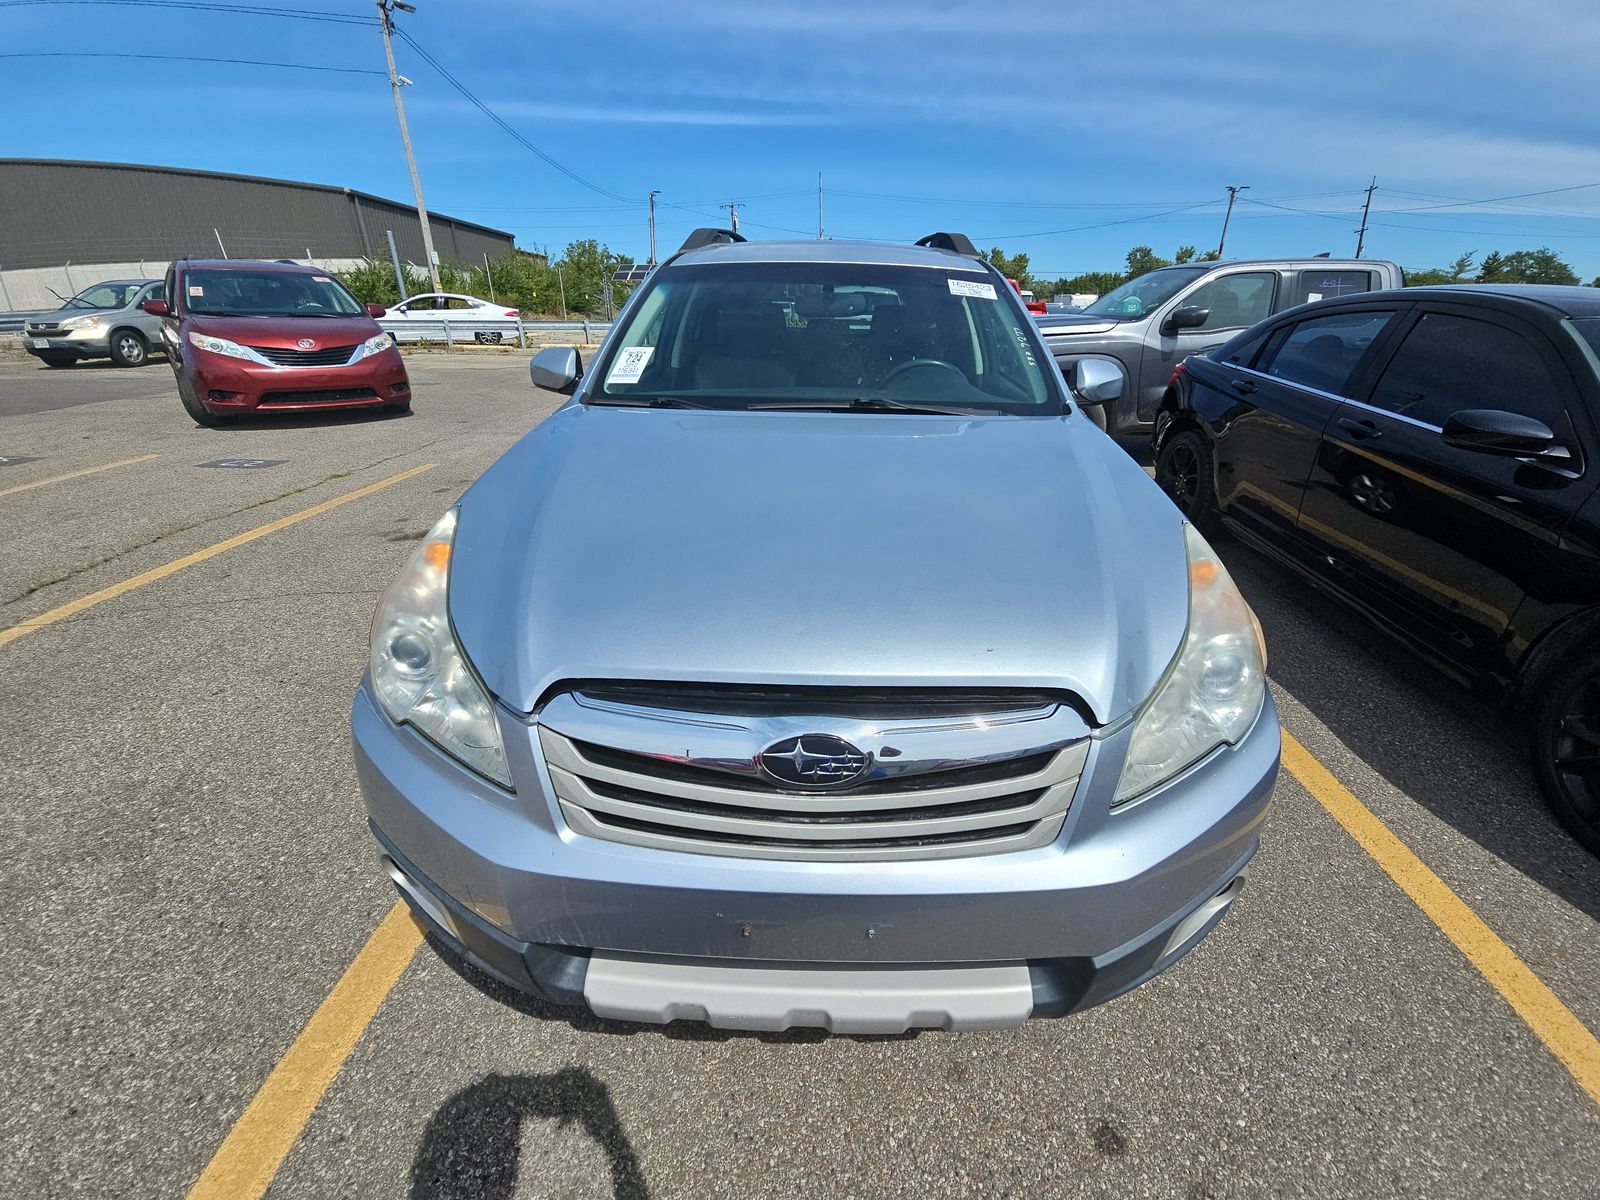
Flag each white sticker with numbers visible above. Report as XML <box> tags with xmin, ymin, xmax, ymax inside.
<box><xmin>606</xmin><ymin>345</ymin><xmax>654</xmax><ymax>384</ymax></box>
<box><xmin>947</xmin><ymin>278</ymin><xmax>998</xmax><ymax>300</ymax></box>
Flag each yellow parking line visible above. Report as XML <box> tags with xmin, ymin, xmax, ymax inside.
<box><xmin>0</xmin><ymin>463</ymin><xmax>435</xmax><ymax>648</ymax></box>
<box><xmin>1281</xmin><ymin>730</ymin><xmax>1600</xmax><ymax>1107</ymax></box>
<box><xmin>0</xmin><ymin>453</ymin><xmax>159</xmax><ymax>499</ymax></box>
<box><xmin>186</xmin><ymin>903</ymin><xmax>422</xmax><ymax>1200</ymax></box>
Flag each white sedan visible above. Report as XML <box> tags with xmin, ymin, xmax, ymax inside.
<box><xmin>384</xmin><ymin>293</ymin><xmax>521</xmax><ymax>344</ymax></box>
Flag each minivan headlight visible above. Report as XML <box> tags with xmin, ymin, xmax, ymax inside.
<box><xmin>352</xmin><ymin>331</ymin><xmax>394</xmax><ymax>361</ymax></box>
<box><xmin>1113</xmin><ymin>524</ymin><xmax>1266</xmax><ymax>804</ymax></box>
<box><xmin>369</xmin><ymin>508</ymin><xmax>512</xmax><ymax>787</ymax></box>
<box><xmin>188</xmin><ymin>330</ymin><xmax>252</xmax><ymax>359</ymax></box>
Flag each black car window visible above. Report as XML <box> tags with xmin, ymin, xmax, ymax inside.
<box><xmin>1368</xmin><ymin>312</ymin><xmax>1565</xmax><ymax>430</ymax></box>
<box><xmin>1260</xmin><ymin>310</ymin><xmax>1395</xmax><ymax>396</ymax></box>
<box><xmin>1291</xmin><ymin>270</ymin><xmax>1373</xmax><ymax>306</ymax></box>
<box><xmin>1179</xmin><ymin>272</ymin><xmax>1276</xmax><ymax>333</ymax></box>
<box><xmin>1219</xmin><ymin>327</ymin><xmax>1271</xmax><ymax>367</ymax></box>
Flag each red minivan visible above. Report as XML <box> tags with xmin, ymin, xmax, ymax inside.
<box><xmin>144</xmin><ymin>259</ymin><xmax>411</xmax><ymax>425</ymax></box>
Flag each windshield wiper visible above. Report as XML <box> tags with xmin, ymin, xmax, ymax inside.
<box><xmin>589</xmin><ymin>396</ymin><xmax>712</xmax><ymax>409</ymax></box>
<box><xmin>748</xmin><ymin>397</ymin><xmax>984</xmax><ymax>416</ymax></box>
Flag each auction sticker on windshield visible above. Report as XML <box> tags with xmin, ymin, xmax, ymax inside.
<box><xmin>607</xmin><ymin>345</ymin><xmax>654</xmax><ymax>384</ymax></box>
<box><xmin>948</xmin><ymin>279</ymin><xmax>997</xmax><ymax>300</ymax></box>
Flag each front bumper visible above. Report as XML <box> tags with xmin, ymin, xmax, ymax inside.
<box><xmin>352</xmin><ymin>685</ymin><xmax>1279</xmax><ymax>1031</ymax></box>
<box><xmin>183</xmin><ymin>347</ymin><xmax>410</xmax><ymax>412</ymax></box>
<box><xmin>23</xmin><ymin>327</ymin><xmax>111</xmax><ymax>358</ymax></box>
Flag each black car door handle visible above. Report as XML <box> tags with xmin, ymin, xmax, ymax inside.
<box><xmin>1229</xmin><ymin>378</ymin><xmax>1257</xmax><ymax>395</ymax></box>
<box><xmin>1337</xmin><ymin>416</ymin><xmax>1382</xmax><ymax>440</ymax></box>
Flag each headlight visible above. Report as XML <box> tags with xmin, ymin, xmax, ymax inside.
<box><xmin>351</xmin><ymin>331</ymin><xmax>394</xmax><ymax>361</ymax></box>
<box><xmin>188</xmin><ymin>330</ymin><xmax>252</xmax><ymax>359</ymax></box>
<box><xmin>61</xmin><ymin>314</ymin><xmax>102</xmax><ymax>329</ymax></box>
<box><xmin>1113</xmin><ymin>524</ymin><xmax>1267</xmax><ymax>804</ymax></box>
<box><xmin>369</xmin><ymin>508</ymin><xmax>511</xmax><ymax>787</ymax></box>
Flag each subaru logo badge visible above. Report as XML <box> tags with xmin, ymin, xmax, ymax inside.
<box><xmin>757</xmin><ymin>734</ymin><xmax>871</xmax><ymax>789</ymax></box>
<box><xmin>297</xmin><ymin>338</ymin><xmax>315</xmax><ymax>350</ymax></box>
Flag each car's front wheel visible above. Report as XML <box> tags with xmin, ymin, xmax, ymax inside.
<box><xmin>109</xmin><ymin>329</ymin><xmax>149</xmax><ymax>367</ymax></box>
<box><xmin>177</xmin><ymin>371</ymin><xmax>229</xmax><ymax>427</ymax></box>
<box><xmin>1154</xmin><ymin>427</ymin><xmax>1220</xmax><ymax>531</ymax></box>
<box><xmin>1532</xmin><ymin>648</ymin><xmax>1600</xmax><ymax>857</ymax></box>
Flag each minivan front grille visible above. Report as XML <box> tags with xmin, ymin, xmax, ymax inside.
<box><xmin>535</xmin><ymin>691</ymin><xmax>1090</xmax><ymax>862</ymax></box>
<box><xmin>248</xmin><ymin>343</ymin><xmax>358</xmax><ymax>366</ymax></box>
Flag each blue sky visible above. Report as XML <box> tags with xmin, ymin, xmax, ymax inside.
<box><xmin>6</xmin><ymin>0</ymin><xmax>1600</xmax><ymax>278</ymax></box>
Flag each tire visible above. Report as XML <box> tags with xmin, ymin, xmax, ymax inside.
<box><xmin>109</xmin><ymin>328</ymin><xmax>149</xmax><ymax>367</ymax></box>
<box><xmin>475</xmin><ymin>331</ymin><xmax>502</xmax><ymax>345</ymax></box>
<box><xmin>177</xmin><ymin>371</ymin><xmax>228</xmax><ymax>427</ymax></box>
<box><xmin>1153</xmin><ymin>427</ymin><xmax>1221</xmax><ymax>533</ymax></box>
<box><xmin>1531</xmin><ymin>648</ymin><xmax>1600</xmax><ymax>857</ymax></box>
<box><xmin>37</xmin><ymin>351</ymin><xmax>76</xmax><ymax>368</ymax></box>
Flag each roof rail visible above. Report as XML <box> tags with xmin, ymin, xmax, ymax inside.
<box><xmin>678</xmin><ymin>227</ymin><xmax>747</xmax><ymax>253</ymax></box>
<box><xmin>915</xmin><ymin>232</ymin><xmax>981</xmax><ymax>258</ymax></box>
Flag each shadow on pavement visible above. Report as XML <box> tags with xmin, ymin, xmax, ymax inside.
<box><xmin>188</xmin><ymin>405</ymin><xmax>412</xmax><ymax>432</ymax></box>
<box><xmin>424</xmin><ymin>932</ymin><xmax>918</xmax><ymax>1046</ymax></box>
<box><xmin>1225</xmin><ymin>541</ymin><xmax>1600</xmax><ymax>920</ymax></box>
<box><xmin>410</xmin><ymin>1067</ymin><xmax>651</xmax><ymax>1200</ymax></box>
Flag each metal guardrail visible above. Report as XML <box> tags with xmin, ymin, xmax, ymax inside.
<box><xmin>378</xmin><ymin>316</ymin><xmax>612</xmax><ymax>347</ymax></box>
<box><xmin>0</xmin><ymin>314</ymin><xmax>612</xmax><ymax>340</ymax></box>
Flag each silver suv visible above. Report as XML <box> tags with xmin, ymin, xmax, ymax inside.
<box><xmin>23</xmin><ymin>278</ymin><xmax>166</xmax><ymax>368</ymax></box>
<box><xmin>1038</xmin><ymin>258</ymin><xmax>1403</xmax><ymax>432</ymax></box>
<box><xmin>351</xmin><ymin>229</ymin><xmax>1280</xmax><ymax>1033</ymax></box>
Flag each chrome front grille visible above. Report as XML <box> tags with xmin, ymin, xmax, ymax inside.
<box><xmin>247</xmin><ymin>343</ymin><xmax>358</xmax><ymax>366</ymax></box>
<box><xmin>535</xmin><ymin>689</ymin><xmax>1091</xmax><ymax>862</ymax></box>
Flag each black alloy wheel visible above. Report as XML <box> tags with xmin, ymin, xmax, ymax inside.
<box><xmin>1533</xmin><ymin>651</ymin><xmax>1600</xmax><ymax>857</ymax></box>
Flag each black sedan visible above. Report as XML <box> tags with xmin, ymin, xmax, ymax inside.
<box><xmin>1152</xmin><ymin>284</ymin><xmax>1600</xmax><ymax>855</ymax></box>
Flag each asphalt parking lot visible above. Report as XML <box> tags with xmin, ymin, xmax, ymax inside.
<box><xmin>1</xmin><ymin>352</ymin><xmax>1596</xmax><ymax>1199</ymax></box>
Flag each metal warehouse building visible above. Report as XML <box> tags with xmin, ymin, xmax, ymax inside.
<box><xmin>0</xmin><ymin>158</ymin><xmax>515</xmax><ymax>308</ymax></box>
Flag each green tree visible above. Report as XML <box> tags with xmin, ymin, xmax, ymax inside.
<box><xmin>1125</xmin><ymin>246</ymin><xmax>1172</xmax><ymax>278</ymax></box>
<box><xmin>1197</xmin><ymin>249</ymin><xmax>1220</xmax><ymax>262</ymax></box>
<box><xmin>1495</xmin><ymin>247</ymin><xmax>1579</xmax><ymax>285</ymax></box>
<box><xmin>1448</xmin><ymin>252</ymin><xmax>1476</xmax><ymax>282</ymax></box>
<box><xmin>982</xmin><ymin>248</ymin><xmax>1033</xmax><ymax>289</ymax></box>
<box><xmin>1174</xmin><ymin>246</ymin><xmax>1197</xmax><ymax>265</ymax></box>
<box><xmin>552</xmin><ymin>239</ymin><xmax>636</xmax><ymax>316</ymax></box>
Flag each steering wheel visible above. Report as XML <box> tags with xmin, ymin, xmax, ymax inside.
<box><xmin>883</xmin><ymin>357</ymin><xmax>965</xmax><ymax>386</ymax></box>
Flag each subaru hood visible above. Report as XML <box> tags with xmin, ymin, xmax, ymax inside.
<box><xmin>447</xmin><ymin>406</ymin><xmax>1190</xmax><ymax>724</ymax></box>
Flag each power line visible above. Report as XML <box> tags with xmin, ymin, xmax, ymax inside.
<box><xmin>0</xmin><ymin>50</ymin><xmax>384</xmax><ymax>73</ymax></box>
<box><xmin>979</xmin><ymin>200</ymin><xmax>1218</xmax><ymax>242</ymax></box>
<box><xmin>0</xmin><ymin>0</ymin><xmax>375</xmax><ymax>23</ymax></box>
<box><xmin>389</xmin><ymin>25</ymin><xmax>637</xmax><ymax>205</ymax></box>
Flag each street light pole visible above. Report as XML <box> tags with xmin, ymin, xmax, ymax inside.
<box><xmin>377</xmin><ymin>0</ymin><xmax>441</xmax><ymax>295</ymax></box>
<box><xmin>1216</xmin><ymin>184</ymin><xmax>1249</xmax><ymax>259</ymax></box>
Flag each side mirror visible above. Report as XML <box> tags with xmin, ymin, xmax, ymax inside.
<box><xmin>1160</xmin><ymin>306</ymin><xmax>1209</xmax><ymax>336</ymax></box>
<box><xmin>141</xmin><ymin>299</ymin><xmax>170</xmax><ymax>317</ymax></box>
<box><xmin>530</xmin><ymin>346</ymin><xmax>583</xmax><ymax>395</ymax></box>
<box><xmin>366</xmin><ymin>303</ymin><xmax>387</xmax><ymax>318</ymax></box>
<box><xmin>1071</xmin><ymin>358</ymin><xmax>1125</xmax><ymax>405</ymax></box>
<box><xmin>1442</xmin><ymin>408</ymin><xmax>1558</xmax><ymax>456</ymax></box>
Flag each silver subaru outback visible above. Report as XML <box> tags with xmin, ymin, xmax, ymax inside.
<box><xmin>351</xmin><ymin>229</ymin><xmax>1279</xmax><ymax>1034</ymax></box>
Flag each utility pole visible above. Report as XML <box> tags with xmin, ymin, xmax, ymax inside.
<box><xmin>720</xmin><ymin>201</ymin><xmax>743</xmax><ymax>234</ymax></box>
<box><xmin>555</xmin><ymin>264</ymin><xmax>566</xmax><ymax>318</ymax></box>
<box><xmin>1355</xmin><ymin>176</ymin><xmax>1378</xmax><ymax>259</ymax></box>
<box><xmin>377</xmin><ymin>0</ymin><xmax>441</xmax><ymax>295</ymax></box>
<box><xmin>648</xmin><ymin>190</ymin><xmax>660</xmax><ymax>263</ymax></box>
<box><xmin>818</xmin><ymin>172</ymin><xmax>824</xmax><ymax>239</ymax></box>
<box><xmin>1216</xmin><ymin>185</ymin><xmax>1248</xmax><ymax>259</ymax></box>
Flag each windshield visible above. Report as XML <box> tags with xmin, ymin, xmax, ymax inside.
<box><xmin>181</xmin><ymin>269</ymin><xmax>364</xmax><ymax>318</ymax></box>
<box><xmin>593</xmin><ymin>262</ymin><xmax>1061</xmax><ymax>413</ymax></box>
<box><xmin>64</xmin><ymin>281</ymin><xmax>146</xmax><ymax>311</ymax></box>
<box><xmin>1081</xmin><ymin>267</ymin><xmax>1209</xmax><ymax>319</ymax></box>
